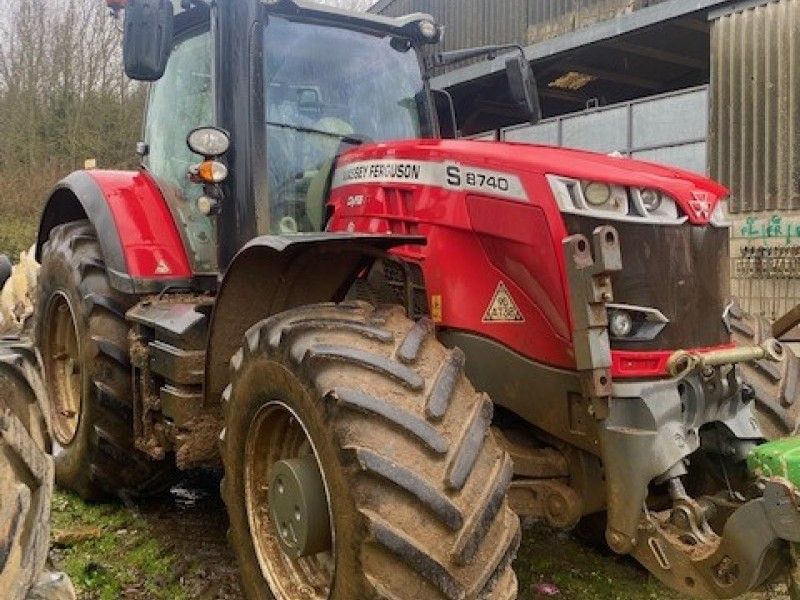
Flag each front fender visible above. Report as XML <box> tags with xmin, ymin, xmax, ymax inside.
<box><xmin>36</xmin><ymin>170</ymin><xmax>192</xmax><ymax>294</ymax></box>
<box><xmin>204</xmin><ymin>233</ymin><xmax>423</xmax><ymax>407</ymax></box>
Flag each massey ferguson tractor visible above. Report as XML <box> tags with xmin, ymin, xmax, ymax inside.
<box><xmin>25</xmin><ymin>0</ymin><xmax>800</xmax><ymax>597</ymax></box>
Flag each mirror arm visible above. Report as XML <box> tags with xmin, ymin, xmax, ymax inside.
<box><xmin>433</xmin><ymin>89</ymin><xmax>458</xmax><ymax>139</ymax></box>
<box><xmin>427</xmin><ymin>43</ymin><xmax>526</xmax><ymax>71</ymax></box>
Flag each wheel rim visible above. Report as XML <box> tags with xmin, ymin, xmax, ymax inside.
<box><xmin>244</xmin><ymin>401</ymin><xmax>335</xmax><ymax>599</ymax></box>
<box><xmin>42</xmin><ymin>291</ymin><xmax>82</xmax><ymax>446</ymax></box>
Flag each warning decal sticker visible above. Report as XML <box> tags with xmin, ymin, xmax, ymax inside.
<box><xmin>482</xmin><ymin>282</ymin><xmax>525</xmax><ymax>323</ymax></box>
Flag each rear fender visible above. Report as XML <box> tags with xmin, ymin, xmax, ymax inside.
<box><xmin>36</xmin><ymin>170</ymin><xmax>193</xmax><ymax>294</ymax></box>
<box><xmin>204</xmin><ymin>234</ymin><xmax>422</xmax><ymax>406</ymax></box>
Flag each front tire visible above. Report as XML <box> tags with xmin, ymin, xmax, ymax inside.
<box><xmin>36</xmin><ymin>220</ymin><xmax>174</xmax><ymax>499</ymax></box>
<box><xmin>221</xmin><ymin>302</ymin><xmax>520</xmax><ymax>599</ymax></box>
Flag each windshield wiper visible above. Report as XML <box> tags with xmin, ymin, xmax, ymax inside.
<box><xmin>266</xmin><ymin>121</ymin><xmax>367</xmax><ymax>146</ymax></box>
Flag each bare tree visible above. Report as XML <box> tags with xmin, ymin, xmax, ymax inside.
<box><xmin>0</xmin><ymin>0</ymin><xmax>380</xmax><ymax>255</ymax></box>
<box><xmin>0</xmin><ymin>0</ymin><xmax>144</xmax><ymax>255</ymax></box>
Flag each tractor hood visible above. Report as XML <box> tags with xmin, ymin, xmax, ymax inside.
<box><xmin>329</xmin><ymin>137</ymin><xmax>733</xmax><ymax>373</ymax></box>
<box><xmin>335</xmin><ymin>138</ymin><xmax>728</xmax><ymax>226</ymax></box>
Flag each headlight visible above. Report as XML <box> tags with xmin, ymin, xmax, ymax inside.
<box><xmin>581</xmin><ymin>180</ymin><xmax>628</xmax><ymax>213</ymax></box>
<box><xmin>582</xmin><ymin>181</ymin><xmax>611</xmax><ymax>206</ymax></box>
<box><xmin>552</xmin><ymin>178</ymin><xmax>628</xmax><ymax>215</ymax></box>
<box><xmin>631</xmin><ymin>187</ymin><xmax>678</xmax><ymax>220</ymax></box>
<box><xmin>547</xmin><ymin>175</ymin><xmax>685</xmax><ymax>224</ymax></box>
<box><xmin>418</xmin><ymin>20</ymin><xmax>439</xmax><ymax>41</ymax></box>
<box><xmin>606</xmin><ymin>303</ymin><xmax>669</xmax><ymax>341</ymax></box>
<box><xmin>640</xmin><ymin>188</ymin><xmax>661</xmax><ymax>211</ymax></box>
<box><xmin>608</xmin><ymin>309</ymin><xmax>633</xmax><ymax>338</ymax></box>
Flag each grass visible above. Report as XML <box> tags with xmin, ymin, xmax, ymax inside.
<box><xmin>0</xmin><ymin>215</ymin><xmax>37</xmax><ymax>259</ymax></box>
<box><xmin>49</xmin><ymin>491</ymin><xmax>190</xmax><ymax>600</ymax></box>
<box><xmin>50</xmin><ymin>487</ymin><xmax>791</xmax><ymax>600</ymax></box>
<box><xmin>515</xmin><ymin>521</ymin><xmax>681</xmax><ymax>599</ymax></box>
<box><xmin>49</xmin><ymin>487</ymin><xmax>687</xmax><ymax>600</ymax></box>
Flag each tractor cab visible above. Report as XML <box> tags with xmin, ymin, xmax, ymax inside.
<box><xmin>122</xmin><ymin>0</ymin><xmax>441</xmax><ymax>273</ymax></box>
<box><xmin>120</xmin><ymin>0</ymin><xmax>539</xmax><ymax>274</ymax></box>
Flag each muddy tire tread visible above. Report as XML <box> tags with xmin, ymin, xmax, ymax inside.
<box><xmin>0</xmin><ymin>340</ymin><xmax>52</xmax><ymax>600</ymax></box>
<box><xmin>36</xmin><ymin>220</ymin><xmax>174</xmax><ymax>499</ymax></box>
<box><xmin>730</xmin><ymin>303</ymin><xmax>800</xmax><ymax>437</ymax></box>
<box><xmin>221</xmin><ymin>302</ymin><xmax>519</xmax><ymax>599</ymax></box>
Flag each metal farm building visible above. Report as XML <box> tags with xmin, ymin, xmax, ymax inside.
<box><xmin>372</xmin><ymin>0</ymin><xmax>800</xmax><ymax>320</ymax></box>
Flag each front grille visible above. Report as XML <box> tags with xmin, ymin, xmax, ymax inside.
<box><xmin>563</xmin><ymin>215</ymin><xmax>731</xmax><ymax>351</ymax></box>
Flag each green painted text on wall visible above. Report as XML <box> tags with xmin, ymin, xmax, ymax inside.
<box><xmin>739</xmin><ymin>215</ymin><xmax>800</xmax><ymax>245</ymax></box>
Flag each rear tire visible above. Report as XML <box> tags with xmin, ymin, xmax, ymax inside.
<box><xmin>221</xmin><ymin>302</ymin><xmax>520</xmax><ymax>599</ymax></box>
<box><xmin>0</xmin><ymin>341</ymin><xmax>51</xmax><ymax>600</ymax></box>
<box><xmin>729</xmin><ymin>304</ymin><xmax>800</xmax><ymax>438</ymax></box>
<box><xmin>36</xmin><ymin>220</ymin><xmax>174</xmax><ymax>499</ymax></box>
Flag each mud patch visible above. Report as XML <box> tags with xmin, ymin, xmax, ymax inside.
<box><xmin>49</xmin><ymin>469</ymin><xmax>241</xmax><ymax>600</ymax></box>
<box><xmin>142</xmin><ymin>471</ymin><xmax>240</xmax><ymax>599</ymax></box>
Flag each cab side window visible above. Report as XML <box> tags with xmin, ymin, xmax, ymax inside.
<box><xmin>143</xmin><ymin>28</ymin><xmax>216</xmax><ymax>273</ymax></box>
<box><xmin>144</xmin><ymin>29</ymin><xmax>213</xmax><ymax>202</ymax></box>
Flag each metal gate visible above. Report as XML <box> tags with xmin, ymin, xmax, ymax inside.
<box><xmin>500</xmin><ymin>85</ymin><xmax>709</xmax><ymax>174</ymax></box>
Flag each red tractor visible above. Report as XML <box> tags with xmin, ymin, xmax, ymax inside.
<box><xmin>30</xmin><ymin>0</ymin><xmax>800</xmax><ymax>598</ymax></box>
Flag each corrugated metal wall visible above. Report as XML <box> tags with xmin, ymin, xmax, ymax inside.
<box><xmin>709</xmin><ymin>0</ymin><xmax>800</xmax><ymax>213</ymax></box>
<box><xmin>374</xmin><ymin>0</ymin><xmax>530</xmax><ymax>49</ymax></box>
<box><xmin>526</xmin><ymin>0</ymin><xmax>668</xmax><ymax>43</ymax></box>
<box><xmin>373</xmin><ymin>0</ymin><xmax>669</xmax><ymax>51</ymax></box>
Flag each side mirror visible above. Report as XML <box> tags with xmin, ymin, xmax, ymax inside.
<box><xmin>506</xmin><ymin>54</ymin><xmax>541</xmax><ymax>125</ymax></box>
<box><xmin>123</xmin><ymin>0</ymin><xmax>174</xmax><ymax>81</ymax></box>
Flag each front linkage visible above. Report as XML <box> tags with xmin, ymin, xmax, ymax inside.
<box><xmin>565</xmin><ymin>225</ymin><xmax>800</xmax><ymax>599</ymax></box>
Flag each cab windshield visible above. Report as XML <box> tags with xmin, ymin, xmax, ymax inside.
<box><xmin>263</xmin><ymin>15</ymin><xmax>434</xmax><ymax>233</ymax></box>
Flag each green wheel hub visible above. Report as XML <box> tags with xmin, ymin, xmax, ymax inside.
<box><xmin>269</xmin><ymin>456</ymin><xmax>331</xmax><ymax>558</ymax></box>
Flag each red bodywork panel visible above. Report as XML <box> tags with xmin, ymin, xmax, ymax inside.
<box><xmin>88</xmin><ymin>170</ymin><xmax>192</xmax><ymax>280</ymax></box>
<box><xmin>327</xmin><ymin>139</ymin><xmax>729</xmax><ymax>377</ymax></box>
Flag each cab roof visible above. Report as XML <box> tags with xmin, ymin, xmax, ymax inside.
<box><xmin>262</xmin><ymin>0</ymin><xmax>440</xmax><ymax>43</ymax></box>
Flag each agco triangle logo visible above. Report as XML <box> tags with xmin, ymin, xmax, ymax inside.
<box><xmin>689</xmin><ymin>191</ymin><xmax>712</xmax><ymax>220</ymax></box>
<box><xmin>482</xmin><ymin>282</ymin><xmax>525</xmax><ymax>323</ymax></box>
